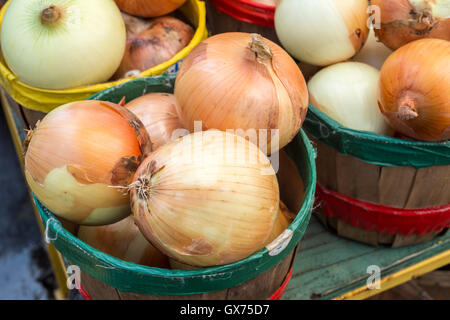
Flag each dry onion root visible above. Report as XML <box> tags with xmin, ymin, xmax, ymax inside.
<box><xmin>130</xmin><ymin>130</ymin><xmax>280</xmax><ymax>267</ymax></box>
<box><xmin>378</xmin><ymin>39</ymin><xmax>450</xmax><ymax>142</ymax></box>
<box><xmin>125</xmin><ymin>93</ymin><xmax>187</xmax><ymax>150</ymax></box>
<box><xmin>25</xmin><ymin>100</ymin><xmax>151</xmax><ymax>225</ymax></box>
<box><xmin>371</xmin><ymin>0</ymin><xmax>450</xmax><ymax>50</ymax></box>
<box><xmin>115</xmin><ymin>0</ymin><xmax>187</xmax><ymax>18</ymax></box>
<box><xmin>174</xmin><ymin>32</ymin><xmax>309</xmax><ymax>155</ymax></box>
<box><xmin>113</xmin><ymin>16</ymin><xmax>194</xmax><ymax>80</ymax></box>
<box><xmin>78</xmin><ymin>216</ymin><xmax>170</xmax><ymax>268</ymax></box>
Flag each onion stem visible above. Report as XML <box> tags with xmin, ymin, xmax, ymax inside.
<box><xmin>249</xmin><ymin>33</ymin><xmax>273</xmax><ymax>63</ymax></box>
<box><xmin>41</xmin><ymin>6</ymin><xmax>62</xmax><ymax>25</ymax></box>
<box><xmin>398</xmin><ymin>97</ymin><xmax>419</xmax><ymax>121</ymax></box>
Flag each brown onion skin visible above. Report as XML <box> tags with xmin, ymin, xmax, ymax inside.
<box><xmin>114</xmin><ymin>0</ymin><xmax>187</xmax><ymax>18</ymax></box>
<box><xmin>174</xmin><ymin>32</ymin><xmax>309</xmax><ymax>155</ymax></box>
<box><xmin>126</xmin><ymin>93</ymin><xmax>186</xmax><ymax>150</ymax></box>
<box><xmin>113</xmin><ymin>16</ymin><xmax>194</xmax><ymax>80</ymax></box>
<box><xmin>378</xmin><ymin>39</ymin><xmax>450</xmax><ymax>142</ymax></box>
<box><xmin>372</xmin><ymin>0</ymin><xmax>450</xmax><ymax>50</ymax></box>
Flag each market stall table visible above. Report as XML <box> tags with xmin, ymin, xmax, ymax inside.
<box><xmin>1</xmin><ymin>88</ymin><xmax>449</xmax><ymax>300</ymax></box>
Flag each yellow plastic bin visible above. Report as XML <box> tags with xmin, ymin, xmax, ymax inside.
<box><xmin>0</xmin><ymin>0</ymin><xmax>207</xmax><ymax>113</ymax></box>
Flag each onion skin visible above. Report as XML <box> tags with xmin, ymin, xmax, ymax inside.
<box><xmin>126</xmin><ymin>93</ymin><xmax>187</xmax><ymax>150</ymax></box>
<box><xmin>372</xmin><ymin>0</ymin><xmax>450</xmax><ymax>50</ymax></box>
<box><xmin>1</xmin><ymin>0</ymin><xmax>126</xmax><ymax>90</ymax></box>
<box><xmin>113</xmin><ymin>16</ymin><xmax>194</xmax><ymax>80</ymax></box>
<box><xmin>275</xmin><ymin>0</ymin><xmax>369</xmax><ymax>66</ymax></box>
<box><xmin>174</xmin><ymin>32</ymin><xmax>309</xmax><ymax>155</ymax></box>
<box><xmin>25</xmin><ymin>101</ymin><xmax>151</xmax><ymax>225</ymax></box>
<box><xmin>131</xmin><ymin>130</ymin><xmax>280</xmax><ymax>267</ymax></box>
<box><xmin>308</xmin><ymin>62</ymin><xmax>393</xmax><ymax>135</ymax></box>
<box><xmin>78</xmin><ymin>216</ymin><xmax>169</xmax><ymax>268</ymax></box>
<box><xmin>265</xmin><ymin>202</ymin><xmax>294</xmax><ymax>245</ymax></box>
<box><xmin>115</xmin><ymin>0</ymin><xmax>187</xmax><ymax>18</ymax></box>
<box><xmin>351</xmin><ymin>28</ymin><xmax>393</xmax><ymax>70</ymax></box>
<box><xmin>378</xmin><ymin>39</ymin><xmax>450</xmax><ymax>142</ymax></box>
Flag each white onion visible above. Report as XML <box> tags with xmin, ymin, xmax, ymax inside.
<box><xmin>308</xmin><ymin>62</ymin><xmax>393</xmax><ymax>135</ymax></box>
<box><xmin>1</xmin><ymin>0</ymin><xmax>126</xmax><ymax>89</ymax></box>
<box><xmin>275</xmin><ymin>0</ymin><xmax>369</xmax><ymax>66</ymax></box>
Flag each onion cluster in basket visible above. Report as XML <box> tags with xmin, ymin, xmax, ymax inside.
<box><xmin>274</xmin><ymin>0</ymin><xmax>449</xmax><ymax>142</ymax></box>
<box><xmin>24</xmin><ymin>32</ymin><xmax>310</xmax><ymax>269</ymax></box>
<box><xmin>0</xmin><ymin>0</ymin><xmax>194</xmax><ymax>90</ymax></box>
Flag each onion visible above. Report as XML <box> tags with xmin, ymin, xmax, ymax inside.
<box><xmin>265</xmin><ymin>202</ymin><xmax>294</xmax><ymax>245</ymax></box>
<box><xmin>0</xmin><ymin>0</ymin><xmax>126</xmax><ymax>90</ymax></box>
<box><xmin>131</xmin><ymin>130</ymin><xmax>280</xmax><ymax>267</ymax></box>
<box><xmin>352</xmin><ymin>28</ymin><xmax>393</xmax><ymax>70</ymax></box>
<box><xmin>378</xmin><ymin>39</ymin><xmax>450</xmax><ymax>142</ymax></box>
<box><xmin>308</xmin><ymin>62</ymin><xmax>393</xmax><ymax>135</ymax></box>
<box><xmin>113</xmin><ymin>16</ymin><xmax>194</xmax><ymax>80</ymax></box>
<box><xmin>115</xmin><ymin>0</ymin><xmax>187</xmax><ymax>18</ymax></box>
<box><xmin>275</xmin><ymin>0</ymin><xmax>369</xmax><ymax>66</ymax></box>
<box><xmin>126</xmin><ymin>93</ymin><xmax>187</xmax><ymax>150</ymax></box>
<box><xmin>25</xmin><ymin>100</ymin><xmax>151</xmax><ymax>225</ymax></box>
<box><xmin>174</xmin><ymin>32</ymin><xmax>309</xmax><ymax>155</ymax></box>
<box><xmin>371</xmin><ymin>0</ymin><xmax>450</xmax><ymax>50</ymax></box>
<box><xmin>78</xmin><ymin>216</ymin><xmax>169</xmax><ymax>268</ymax></box>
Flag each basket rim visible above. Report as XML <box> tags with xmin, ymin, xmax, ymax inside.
<box><xmin>304</xmin><ymin>104</ymin><xmax>450</xmax><ymax>168</ymax></box>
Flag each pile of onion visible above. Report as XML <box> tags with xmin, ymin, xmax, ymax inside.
<box><xmin>378</xmin><ymin>39</ymin><xmax>450</xmax><ymax>142</ymax></box>
<box><xmin>126</xmin><ymin>93</ymin><xmax>187</xmax><ymax>149</ymax></box>
<box><xmin>308</xmin><ymin>62</ymin><xmax>393</xmax><ymax>135</ymax></box>
<box><xmin>275</xmin><ymin>0</ymin><xmax>369</xmax><ymax>66</ymax></box>
<box><xmin>24</xmin><ymin>100</ymin><xmax>151</xmax><ymax>225</ymax></box>
<box><xmin>78</xmin><ymin>216</ymin><xmax>169</xmax><ymax>268</ymax></box>
<box><xmin>113</xmin><ymin>15</ymin><xmax>194</xmax><ymax>80</ymax></box>
<box><xmin>371</xmin><ymin>0</ymin><xmax>450</xmax><ymax>50</ymax></box>
<box><xmin>130</xmin><ymin>130</ymin><xmax>280</xmax><ymax>267</ymax></box>
<box><xmin>1</xmin><ymin>0</ymin><xmax>126</xmax><ymax>90</ymax></box>
<box><xmin>115</xmin><ymin>0</ymin><xmax>187</xmax><ymax>18</ymax></box>
<box><xmin>174</xmin><ymin>32</ymin><xmax>309</xmax><ymax>155</ymax></box>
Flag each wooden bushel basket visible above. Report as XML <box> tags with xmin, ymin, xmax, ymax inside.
<box><xmin>34</xmin><ymin>75</ymin><xmax>317</xmax><ymax>300</ymax></box>
<box><xmin>304</xmin><ymin>106</ymin><xmax>450</xmax><ymax>248</ymax></box>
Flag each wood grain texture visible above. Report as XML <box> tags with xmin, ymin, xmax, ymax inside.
<box><xmin>378</xmin><ymin>166</ymin><xmax>416</xmax><ymax>208</ymax></box>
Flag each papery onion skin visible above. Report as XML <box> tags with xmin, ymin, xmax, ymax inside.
<box><xmin>113</xmin><ymin>16</ymin><xmax>194</xmax><ymax>80</ymax></box>
<box><xmin>131</xmin><ymin>130</ymin><xmax>280</xmax><ymax>267</ymax></box>
<box><xmin>265</xmin><ymin>202</ymin><xmax>294</xmax><ymax>245</ymax></box>
<box><xmin>371</xmin><ymin>0</ymin><xmax>450</xmax><ymax>50</ymax></box>
<box><xmin>275</xmin><ymin>0</ymin><xmax>369</xmax><ymax>66</ymax></box>
<box><xmin>25</xmin><ymin>100</ymin><xmax>150</xmax><ymax>225</ymax></box>
<box><xmin>126</xmin><ymin>93</ymin><xmax>187</xmax><ymax>150</ymax></box>
<box><xmin>174</xmin><ymin>32</ymin><xmax>309</xmax><ymax>155</ymax></box>
<box><xmin>115</xmin><ymin>0</ymin><xmax>187</xmax><ymax>18</ymax></box>
<box><xmin>78</xmin><ymin>216</ymin><xmax>169</xmax><ymax>268</ymax></box>
<box><xmin>378</xmin><ymin>39</ymin><xmax>450</xmax><ymax>142</ymax></box>
<box><xmin>1</xmin><ymin>0</ymin><xmax>126</xmax><ymax>90</ymax></box>
<box><xmin>308</xmin><ymin>62</ymin><xmax>393</xmax><ymax>135</ymax></box>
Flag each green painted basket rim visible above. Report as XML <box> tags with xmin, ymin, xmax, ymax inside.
<box><xmin>35</xmin><ymin>75</ymin><xmax>317</xmax><ymax>295</ymax></box>
<box><xmin>304</xmin><ymin>104</ymin><xmax>450</xmax><ymax>168</ymax></box>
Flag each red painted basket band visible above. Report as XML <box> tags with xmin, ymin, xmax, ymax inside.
<box><xmin>210</xmin><ymin>0</ymin><xmax>275</xmax><ymax>28</ymax></box>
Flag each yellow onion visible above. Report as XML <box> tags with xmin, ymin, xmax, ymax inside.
<box><xmin>1</xmin><ymin>0</ymin><xmax>126</xmax><ymax>90</ymax></box>
<box><xmin>308</xmin><ymin>62</ymin><xmax>393</xmax><ymax>135</ymax></box>
<box><xmin>113</xmin><ymin>16</ymin><xmax>194</xmax><ymax>80</ymax></box>
<box><xmin>378</xmin><ymin>39</ymin><xmax>450</xmax><ymax>142</ymax></box>
<box><xmin>275</xmin><ymin>0</ymin><xmax>369</xmax><ymax>66</ymax></box>
<box><xmin>25</xmin><ymin>100</ymin><xmax>151</xmax><ymax>225</ymax></box>
<box><xmin>114</xmin><ymin>0</ymin><xmax>187</xmax><ymax>18</ymax></box>
<box><xmin>372</xmin><ymin>0</ymin><xmax>450</xmax><ymax>50</ymax></box>
<box><xmin>126</xmin><ymin>93</ymin><xmax>187</xmax><ymax>150</ymax></box>
<box><xmin>352</xmin><ymin>28</ymin><xmax>393</xmax><ymax>70</ymax></box>
<box><xmin>174</xmin><ymin>32</ymin><xmax>309</xmax><ymax>155</ymax></box>
<box><xmin>265</xmin><ymin>202</ymin><xmax>294</xmax><ymax>245</ymax></box>
<box><xmin>78</xmin><ymin>216</ymin><xmax>169</xmax><ymax>268</ymax></box>
<box><xmin>131</xmin><ymin>130</ymin><xmax>280</xmax><ymax>267</ymax></box>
